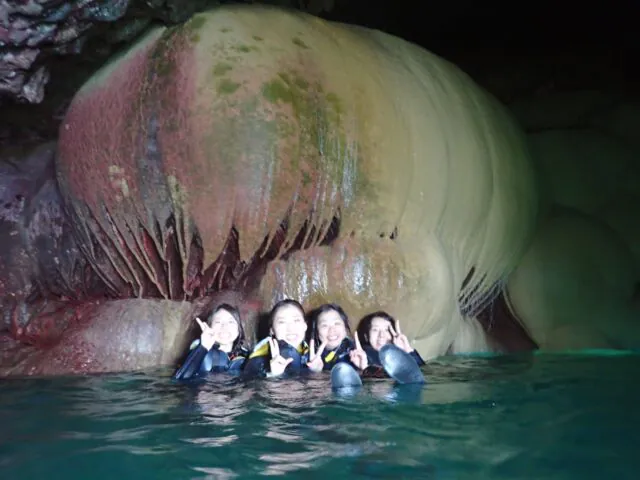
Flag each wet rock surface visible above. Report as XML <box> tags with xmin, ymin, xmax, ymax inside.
<box><xmin>0</xmin><ymin>0</ymin><xmax>635</xmax><ymax>149</ymax></box>
<box><xmin>0</xmin><ymin>1</ymin><xmax>636</xmax><ymax>376</ymax></box>
<box><xmin>0</xmin><ymin>0</ymin><xmax>339</xmax><ymax>106</ymax></box>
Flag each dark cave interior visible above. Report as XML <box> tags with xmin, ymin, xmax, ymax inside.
<box><xmin>0</xmin><ymin>0</ymin><xmax>638</xmax><ymax>376</ymax></box>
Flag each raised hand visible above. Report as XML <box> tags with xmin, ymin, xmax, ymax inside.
<box><xmin>390</xmin><ymin>319</ymin><xmax>413</xmax><ymax>353</ymax></box>
<box><xmin>306</xmin><ymin>339</ymin><xmax>327</xmax><ymax>373</ymax></box>
<box><xmin>349</xmin><ymin>332</ymin><xmax>368</xmax><ymax>370</ymax></box>
<box><xmin>269</xmin><ymin>337</ymin><xmax>293</xmax><ymax>376</ymax></box>
<box><xmin>195</xmin><ymin>317</ymin><xmax>216</xmax><ymax>350</ymax></box>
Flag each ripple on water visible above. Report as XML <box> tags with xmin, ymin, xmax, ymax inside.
<box><xmin>1</xmin><ymin>353</ymin><xmax>639</xmax><ymax>479</ymax></box>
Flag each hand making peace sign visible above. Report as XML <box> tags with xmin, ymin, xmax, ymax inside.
<box><xmin>348</xmin><ymin>331</ymin><xmax>369</xmax><ymax>370</ymax></box>
<box><xmin>268</xmin><ymin>337</ymin><xmax>294</xmax><ymax>376</ymax></box>
<box><xmin>389</xmin><ymin>319</ymin><xmax>413</xmax><ymax>353</ymax></box>
<box><xmin>306</xmin><ymin>339</ymin><xmax>327</xmax><ymax>373</ymax></box>
<box><xmin>195</xmin><ymin>317</ymin><xmax>216</xmax><ymax>351</ymax></box>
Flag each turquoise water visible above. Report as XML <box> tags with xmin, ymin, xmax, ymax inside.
<box><xmin>2</xmin><ymin>353</ymin><xmax>639</xmax><ymax>479</ymax></box>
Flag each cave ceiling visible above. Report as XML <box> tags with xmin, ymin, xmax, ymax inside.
<box><xmin>0</xmin><ymin>0</ymin><xmax>636</xmax><ymax>147</ymax></box>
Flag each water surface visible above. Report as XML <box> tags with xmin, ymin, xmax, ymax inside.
<box><xmin>1</xmin><ymin>353</ymin><xmax>638</xmax><ymax>479</ymax></box>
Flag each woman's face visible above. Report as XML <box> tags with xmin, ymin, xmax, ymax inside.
<box><xmin>317</xmin><ymin>310</ymin><xmax>347</xmax><ymax>350</ymax></box>
<box><xmin>209</xmin><ymin>309</ymin><xmax>240</xmax><ymax>347</ymax></box>
<box><xmin>271</xmin><ymin>304</ymin><xmax>307</xmax><ymax>347</ymax></box>
<box><xmin>368</xmin><ymin>317</ymin><xmax>393</xmax><ymax>351</ymax></box>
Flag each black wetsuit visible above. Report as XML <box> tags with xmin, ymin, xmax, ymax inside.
<box><xmin>243</xmin><ymin>338</ymin><xmax>310</xmax><ymax>378</ymax></box>
<box><xmin>362</xmin><ymin>344</ymin><xmax>425</xmax><ymax>378</ymax></box>
<box><xmin>173</xmin><ymin>340</ymin><xmax>249</xmax><ymax>381</ymax></box>
<box><xmin>321</xmin><ymin>338</ymin><xmax>355</xmax><ymax>371</ymax></box>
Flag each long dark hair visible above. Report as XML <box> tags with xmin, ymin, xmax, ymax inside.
<box><xmin>209</xmin><ymin>303</ymin><xmax>247</xmax><ymax>354</ymax></box>
<box><xmin>355</xmin><ymin>311</ymin><xmax>395</xmax><ymax>348</ymax></box>
<box><xmin>268</xmin><ymin>298</ymin><xmax>306</xmax><ymax>331</ymax></box>
<box><xmin>308</xmin><ymin>303</ymin><xmax>351</xmax><ymax>346</ymax></box>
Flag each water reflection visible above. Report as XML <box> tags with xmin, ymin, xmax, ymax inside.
<box><xmin>192</xmin><ymin>381</ymin><xmax>254</xmax><ymax>427</ymax></box>
<box><xmin>190</xmin><ymin>466</ymin><xmax>238</xmax><ymax>479</ymax></box>
<box><xmin>258</xmin><ymin>450</ymin><xmax>315</xmax><ymax>476</ymax></box>
<box><xmin>0</xmin><ymin>354</ymin><xmax>638</xmax><ymax>480</ymax></box>
<box><xmin>258</xmin><ymin>375</ymin><xmax>334</xmax><ymax>407</ymax></box>
<box><xmin>65</xmin><ymin>373</ymin><xmax>189</xmax><ymax>420</ymax></box>
<box><xmin>366</xmin><ymin>380</ymin><xmax>425</xmax><ymax>404</ymax></box>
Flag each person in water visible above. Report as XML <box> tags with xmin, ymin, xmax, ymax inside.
<box><xmin>346</xmin><ymin>311</ymin><xmax>425</xmax><ymax>385</ymax></box>
<box><xmin>243</xmin><ymin>299</ymin><xmax>325</xmax><ymax>378</ymax></box>
<box><xmin>307</xmin><ymin>303</ymin><xmax>355</xmax><ymax>372</ymax></box>
<box><xmin>173</xmin><ymin>303</ymin><xmax>249</xmax><ymax>381</ymax></box>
